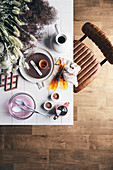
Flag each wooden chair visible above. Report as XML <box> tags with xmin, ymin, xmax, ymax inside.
<box><xmin>74</xmin><ymin>22</ymin><xmax>113</xmax><ymax>93</ymax></box>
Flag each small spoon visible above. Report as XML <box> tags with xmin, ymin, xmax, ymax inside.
<box><xmin>12</xmin><ymin>106</ymin><xmax>50</xmax><ymax>118</ymax></box>
<box><xmin>16</xmin><ymin>99</ymin><xmax>34</xmax><ymax>110</ymax></box>
<box><xmin>16</xmin><ymin>99</ymin><xmax>50</xmax><ymax>117</ymax></box>
<box><xmin>30</xmin><ymin>60</ymin><xmax>42</xmax><ymax>76</ymax></box>
<box><xmin>55</xmin><ymin>24</ymin><xmax>60</xmax><ymax>34</ymax></box>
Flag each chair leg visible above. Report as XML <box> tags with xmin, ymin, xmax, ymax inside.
<box><xmin>100</xmin><ymin>58</ymin><xmax>107</xmax><ymax>66</ymax></box>
<box><xmin>79</xmin><ymin>35</ymin><xmax>87</xmax><ymax>42</ymax></box>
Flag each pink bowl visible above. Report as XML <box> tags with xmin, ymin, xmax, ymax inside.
<box><xmin>8</xmin><ymin>93</ymin><xmax>36</xmax><ymax>120</ymax></box>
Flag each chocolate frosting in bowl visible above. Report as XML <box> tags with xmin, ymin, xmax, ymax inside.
<box><xmin>26</xmin><ymin>53</ymin><xmax>52</xmax><ymax>79</ymax></box>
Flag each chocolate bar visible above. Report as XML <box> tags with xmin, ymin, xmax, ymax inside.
<box><xmin>0</xmin><ymin>73</ymin><xmax>19</xmax><ymax>91</ymax></box>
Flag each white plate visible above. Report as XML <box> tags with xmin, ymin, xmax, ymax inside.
<box><xmin>19</xmin><ymin>48</ymin><xmax>54</xmax><ymax>83</ymax></box>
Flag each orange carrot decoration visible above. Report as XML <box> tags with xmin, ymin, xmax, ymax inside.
<box><xmin>48</xmin><ymin>59</ymin><xmax>67</xmax><ymax>91</ymax></box>
<box><xmin>58</xmin><ymin>59</ymin><xmax>62</xmax><ymax>67</ymax></box>
<box><xmin>48</xmin><ymin>79</ymin><xmax>58</xmax><ymax>92</ymax></box>
<box><xmin>59</xmin><ymin>72</ymin><xmax>68</xmax><ymax>90</ymax></box>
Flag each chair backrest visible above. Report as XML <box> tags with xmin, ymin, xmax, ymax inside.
<box><xmin>82</xmin><ymin>22</ymin><xmax>113</xmax><ymax>64</ymax></box>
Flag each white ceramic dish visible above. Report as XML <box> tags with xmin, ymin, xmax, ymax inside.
<box><xmin>19</xmin><ymin>48</ymin><xmax>54</xmax><ymax>83</ymax></box>
<box><xmin>43</xmin><ymin>101</ymin><xmax>53</xmax><ymax>111</ymax></box>
<box><xmin>51</xmin><ymin>92</ymin><xmax>60</xmax><ymax>101</ymax></box>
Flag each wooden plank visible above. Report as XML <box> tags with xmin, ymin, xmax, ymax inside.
<box><xmin>0</xmin><ymin>163</ymin><xmax>14</xmax><ymax>170</ymax></box>
<box><xmin>75</xmin><ymin>93</ymin><xmax>106</xmax><ymax>107</ymax></box>
<box><xmin>101</xmin><ymin>22</ymin><xmax>113</xmax><ymax>36</ymax></box>
<box><xmin>100</xmin><ymin>0</ymin><xmax>113</xmax><ymax>7</ymax></box>
<box><xmin>65</xmin><ymin>135</ymin><xmax>89</xmax><ymax>150</ymax></box>
<box><xmin>99</xmin><ymin>163</ymin><xmax>113</xmax><ymax>170</ymax></box>
<box><xmin>0</xmin><ymin>149</ymin><xmax>49</xmax><ymax>164</ymax></box>
<box><xmin>77</xmin><ymin>107</ymin><xmax>113</xmax><ymax>122</ymax></box>
<box><xmin>4</xmin><ymin>134</ymin><xmax>89</xmax><ymax>150</ymax></box>
<box><xmin>74</xmin><ymin>105</ymin><xmax>77</xmax><ymax>121</ymax></box>
<box><xmin>74</xmin><ymin>0</ymin><xmax>100</xmax><ymax>7</ymax></box>
<box><xmin>4</xmin><ymin>135</ymin><xmax>65</xmax><ymax>150</ymax></box>
<box><xmin>89</xmin><ymin>135</ymin><xmax>113</xmax><ymax>151</ymax></box>
<box><xmin>14</xmin><ymin>163</ymin><xmax>99</xmax><ymax>170</ymax></box>
<box><xmin>0</xmin><ymin>126</ymin><xmax>32</xmax><ymax>134</ymax></box>
<box><xmin>75</xmin><ymin>7</ymin><xmax>113</xmax><ymax>21</ymax></box>
<box><xmin>0</xmin><ymin>135</ymin><xmax>4</xmax><ymax>149</ymax></box>
<box><xmin>32</xmin><ymin>121</ymin><xmax>113</xmax><ymax>135</ymax></box>
<box><xmin>49</xmin><ymin>149</ymin><xmax>113</xmax><ymax>164</ymax></box>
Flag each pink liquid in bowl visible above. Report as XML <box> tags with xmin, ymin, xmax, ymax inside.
<box><xmin>8</xmin><ymin>93</ymin><xmax>36</xmax><ymax>119</ymax></box>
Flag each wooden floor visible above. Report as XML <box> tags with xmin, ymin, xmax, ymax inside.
<box><xmin>1</xmin><ymin>0</ymin><xmax>113</xmax><ymax>169</ymax></box>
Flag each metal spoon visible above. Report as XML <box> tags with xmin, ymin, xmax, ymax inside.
<box><xmin>12</xmin><ymin>106</ymin><xmax>50</xmax><ymax>118</ymax></box>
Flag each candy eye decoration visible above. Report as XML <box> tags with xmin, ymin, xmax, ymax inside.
<box><xmin>57</xmin><ymin>105</ymin><xmax>68</xmax><ymax>115</ymax></box>
<box><xmin>54</xmin><ymin>102</ymin><xmax>70</xmax><ymax>120</ymax></box>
